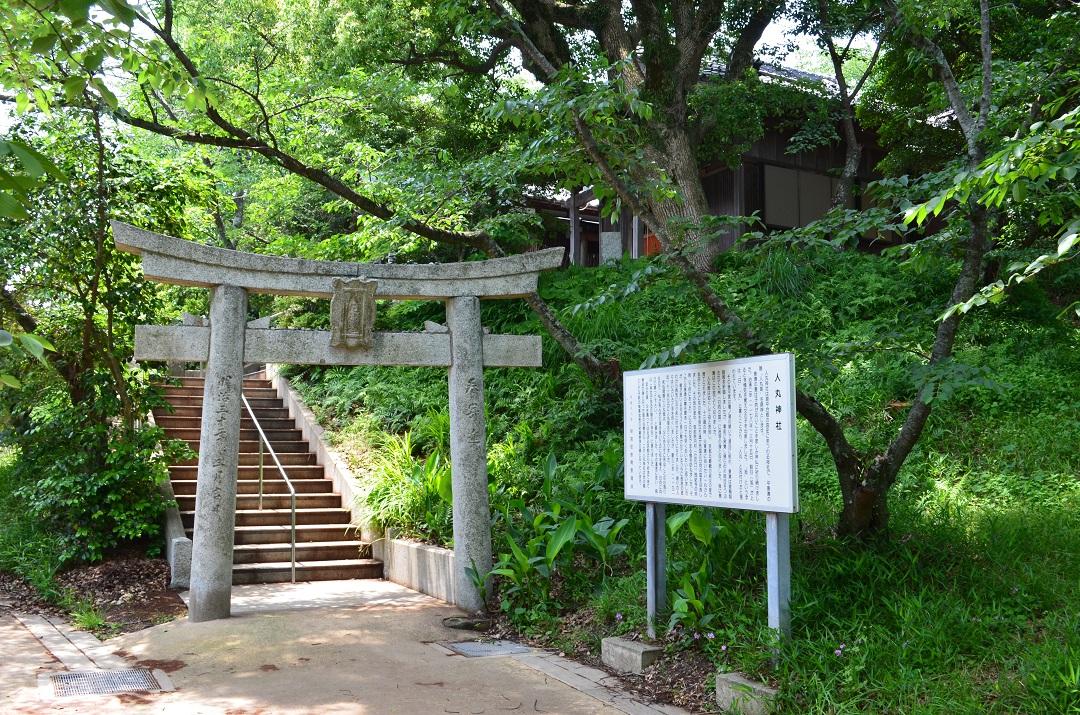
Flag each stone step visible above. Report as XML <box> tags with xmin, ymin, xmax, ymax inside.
<box><xmin>174</xmin><ymin>493</ymin><xmax>342</xmax><ymax>511</ymax></box>
<box><xmin>181</xmin><ymin>508</ymin><xmax>352</xmax><ymax>528</ymax></box>
<box><xmin>180</xmin><ymin>439</ymin><xmax>310</xmax><ymax>454</ymax></box>
<box><xmin>162</xmin><ymin>376</ymin><xmax>369</xmax><ymax>587</ymax></box>
<box><xmin>175</xmin><ymin>377</ymin><xmax>270</xmax><ymax>389</ymax></box>
<box><xmin>174</xmin><ymin>452</ymin><xmax>317</xmax><ymax>467</ymax></box>
<box><xmin>169</xmin><ymin>464</ymin><xmax>326</xmax><ymax>479</ymax></box>
<box><xmin>163</xmin><ymin>427</ymin><xmax>303</xmax><ymax>442</ymax></box>
<box><xmin>163</xmin><ymin>386</ymin><xmax>279</xmax><ymax>399</ymax></box>
<box><xmin>186</xmin><ymin>523</ymin><xmax>357</xmax><ymax>545</ymax></box>
<box><xmin>156</xmin><ymin>406</ymin><xmax>291</xmax><ymax>419</ymax></box>
<box><xmin>172</xmin><ymin>479</ymin><xmax>334</xmax><ymax>496</ymax></box>
<box><xmin>155</xmin><ymin>416</ymin><xmax>297</xmax><ymax>431</ymax></box>
<box><xmin>231</xmin><ymin>559</ymin><xmax>383</xmax><ymax>584</ymax></box>
<box><xmin>232</xmin><ymin>540</ymin><xmax>368</xmax><ymax>564</ymax></box>
<box><xmin>166</xmin><ymin>397</ymin><xmax>284</xmax><ymax>410</ymax></box>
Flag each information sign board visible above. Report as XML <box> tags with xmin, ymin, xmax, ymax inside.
<box><xmin>623</xmin><ymin>353</ymin><xmax>798</xmax><ymax>513</ymax></box>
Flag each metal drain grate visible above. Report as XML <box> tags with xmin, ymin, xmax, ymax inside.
<box><xmin>47</xmin><ymin>669</ymin><xmax>164</xmax><ymax>698</ymax></box>
<box><xmin>444</xmin><ymin>639</ymin><xmax>532</xmax><ymax>657</ymax></box>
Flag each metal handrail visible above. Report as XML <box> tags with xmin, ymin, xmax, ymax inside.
<box><xmin>241</xmin><ymin>392</ymin><xmax>297</xmax><ymax>582</ymax></box>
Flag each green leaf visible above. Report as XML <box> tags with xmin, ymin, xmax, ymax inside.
<box><xmin>58</xmin><ymin>0</ymin><xmax>91</xmax><ymax>23</ymax></box>
<box><xmin>63</xmin><ymin>76</ymin><xmax>88</xmax><ymax>103</ymax></box>
<box><xmin>91</xmin><ymin>78</ymin><xmax>118</xmax><ymax>109</ymax></box>
<box><xmin>19</xmin><ymin>333</ymin><xmax>45</xmax><ymax>362</ymax></box>
<box><xmin>688</xmin><ymin>509</ymin><xmax>714</xmax><ymax>546</ymax></box>
<box><xmin>0</xmin><ymin>330</ymin><xmax>12</xmax><ymax>347</ymax></box>
<box><xmin>99</xmin><ymin>0</ymin><xmax>137</xmax><ymax>24</ymax></box>
<box><xmin>544</xmin><ymin>452</ymin><xmax>557</xmax><ymax>481</ymax></box>
<box><xmin>0</xmin><ymin>373</ymin><xmax>22</xmax><ymax>389</ymax></box>
<box><xmin>30</xmin><ymin>33</ymin><xmax>58</xmax><ymax>55</ymax></box>
<box><xmin>545</xmin><ymin>516</ymin><xmax>577</xmax><ymax>565</ymax></box>
<box><xmin>1057</xmin><ymin>230</ymin><xmax>1079</xmax><ymax>257</ymax></box>
<box><xmin>12</xmin><ymin>142</ymin><xmax>62</xmax><ymax>180</ymax></box>
<box><xmin>0</xmin><ymin>192</ymin><xmax>29</xmax><ymax>220</ymax></box>
<box><xmin>435</xmin><ymin>465</ymin><xmax>453</xmax><ymax>505</ymax></box>
<box><xmin>507</xmin><ymin>535</ymin><xmax>529</xmax><ymax>571</ymax></box>
<box><xmin>666</xmin><ymin>510</ymin><xmax>693</xmax><ymax>537</ymax></box>
<box><xmin>8</xmin><ymin>141</ymin><xmax>45</xmax><ymax>178</ymax></box>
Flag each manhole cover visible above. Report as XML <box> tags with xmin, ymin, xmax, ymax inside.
<box><xmin>444</xmin><ymin>640</ymin><xmax>532</xmax><ymax>657</ymax></box>
<box><xmin>43</xmin><ymin>669</ymin><xmax>169</xmax><ymax>698</ymax></box>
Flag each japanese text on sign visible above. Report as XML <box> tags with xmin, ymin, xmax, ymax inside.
<box><xmin>623</xmin><ymin>354</ymin><xmax>798</xmax><ymax>512</ymax></box>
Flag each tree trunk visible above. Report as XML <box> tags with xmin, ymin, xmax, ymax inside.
<box><xmin>837</xmin><ymin>478</ymin><xmax>890</xmax><ymax>537</ymax></box>
<box><xmin>646</xmin><ymin>129</ymin><xmax>718</xmax><ymax>271</ymax></box>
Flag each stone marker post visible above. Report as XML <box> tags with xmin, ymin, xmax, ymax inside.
<box><xmin>189</xmin><ymin>284</ymin><xmax>248</xmax><ymax>622</ymax></box>
<box><xmin>446</xmin><ymin>296</ymin><xmax>492</xmax><ymax>613</ymax></box>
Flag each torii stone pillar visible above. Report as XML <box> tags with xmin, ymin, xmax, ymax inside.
<box><xmin>189</xmin><ymin>284</ymin><xmax>247</xmax><ymax>621</ymax></box>
<box><xmin>446</xmin><ymin>296</ymin><xmax>492</xmax><ymax>611</ymax></box>
<box><xmin>113</xmin><ymin>221</ymin><xmax>563</xmax><ymax>620</ymax></box>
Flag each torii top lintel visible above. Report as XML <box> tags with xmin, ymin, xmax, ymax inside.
<box><xmin>112</xmin><ymin>221</ymin><xmax>565</xmax><ymax>300</ymax></box>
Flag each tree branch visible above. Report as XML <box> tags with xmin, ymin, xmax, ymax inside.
<box><xmin>390</xmin><ymin>38</ymin><xmax>513</xmax><ymax>76</ymax></box>
<box><xmin>726</xmin><ymin>0</ymin><xmax>783</xmax><ymax>80</ymax></box>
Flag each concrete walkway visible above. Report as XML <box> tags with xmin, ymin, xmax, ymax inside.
<box><xmin>2</xmin><ymin>580</ymin><xmax>687</xmax><ymax>715</ymax></box>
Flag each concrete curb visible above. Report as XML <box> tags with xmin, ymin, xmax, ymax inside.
<box><xmin>384</xmin><ymin>535</ymin><xmax>457</xmax><ymax>604</ymax></box>
<box><xmin>715</xmin><ymin>671</ymin><xmax>778</xmax><ymax>714</ymax></box>
<box><xmin>14</xmin><ymin>613</ymin><xmax>126</xmax><ymax>670</ymax></box>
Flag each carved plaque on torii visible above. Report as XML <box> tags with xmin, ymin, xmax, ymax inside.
<box><xmin>329</xmin><ymin>277</ymin><xmax>377</xmax><ymax>350</ymax></box>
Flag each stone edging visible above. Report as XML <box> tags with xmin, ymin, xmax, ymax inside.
<box><xmin>383</xmin><ymin>536</ymin><xmax>457</xmax><ymax>605</ymax></box>
<box><xmin>147</xmin><ymin>411</ymin><xmax>192</xmax><ymax>590</ymax></box>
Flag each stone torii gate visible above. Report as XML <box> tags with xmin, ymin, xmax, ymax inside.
<box><xmin>113</xmin><ymin>221</ymin><xmax>563</xmax><ymax>622</ymax></box>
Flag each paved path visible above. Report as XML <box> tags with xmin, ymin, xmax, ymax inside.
<box><xmin>1</xmin><ymin>580</ymin><xmax>687</xmax><ymax>715</ymax></box>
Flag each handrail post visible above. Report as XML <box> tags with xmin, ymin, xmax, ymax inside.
<box><xmin>258</xmin><ymin>438</ymin><xmax>264</xmax><ymax>511</ymax></box>
<box><xmin>290</xmin><ymin>492</ymin><xmax>297</xmax><ymax>583</ymax></box>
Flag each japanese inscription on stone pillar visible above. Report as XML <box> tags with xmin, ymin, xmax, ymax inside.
<box><xmin>329</xmin><ymin>277</ymin><xmax>377</xmax><ymax>349</ymax></box>
<box><xmin>623</xmin><ymin>353</ymin><xmax>798</xmax><ymax>512</ymax></box>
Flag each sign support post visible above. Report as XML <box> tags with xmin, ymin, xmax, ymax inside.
<box><xmin>645</xmin><ymin>501</ymin><xmax>666</xmax><ymax>638</ymax></box>
<box><xmin>765</xmin><ymin>511</ymin><xmax>791</xmax><ymax>637</ymax></box>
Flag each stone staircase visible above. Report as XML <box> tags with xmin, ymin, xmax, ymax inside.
<box><xmin>155</xmin><ymin>375</ymin><xmax>383</xmax><ymax>585</ymax></box>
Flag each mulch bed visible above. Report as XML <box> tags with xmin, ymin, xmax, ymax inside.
<box><xmin>0</xmin><ymin>556</ymin><xmax>187</xmax><ymax>636</ymax></box>
<box><xmin>488</xmin><ymin>610</ymin><xmax>719</xmax><ymax>714</ymax></box>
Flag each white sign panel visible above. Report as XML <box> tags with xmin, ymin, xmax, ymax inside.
<box><xmin>623</xmin><ymin>353</ymin><xmax>798</xmax><ymax>512</ymax></box>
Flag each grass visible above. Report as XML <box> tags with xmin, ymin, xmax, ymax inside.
<box><xmin>544</xmin><ymin>496</ymin><xmax>1079</xmax><ymax>713</ymax></box>
<box><xmin>0</xmin><ymin>446</ymin><xmax>67</xmax><ymax>602</ymax></box>
<box><xmin>767</xmin><ymin>497</ymin><xmax>1080</xmax><ymax>713</ymax></box>
<box><xmin>65</xmin><ymin>594</ymin><xmax>111</xmax><ymax>634</ymax></box>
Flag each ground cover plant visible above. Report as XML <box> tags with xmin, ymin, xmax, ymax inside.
<box><xmin>284</xmin><ymin>249</ymin><xmax>1080</xmax><ymax>712</ymax></box>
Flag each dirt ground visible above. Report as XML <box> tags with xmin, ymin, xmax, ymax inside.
<box><xmin>0</xmin><ymin>555</ymin><xmax>186</xmax><ymax>635</ymax></box>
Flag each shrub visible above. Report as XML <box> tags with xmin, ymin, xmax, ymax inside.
<box><xmin>11</xmin><ymin>388</ymin><xmax>186</xmax><ymax>562</ymax></box>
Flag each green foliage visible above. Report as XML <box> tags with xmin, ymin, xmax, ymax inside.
<box><xmin>11</xmin><ymin>386</ymin><xmax>187</xmax><ymax>561</ymax></box>
<box><xmin>0</xmin><ymin>330</ymin><xmax>55</xmax><ymax>389</ymax></box>
<box><xmin>0</xmin><ymin>447</ymin><xmax>66</xmax><ymax>601</ymax></box>
<box><xmin>362</xmin><ymin>432</ymin><xmax>454</xmax><ymax>546</ymax></box>
<box><xmin>0</xmin><ymin>112</ymin><xmax>210</xmax><ymax>569</ymax></box>
<box><xmin>66</xmin><ymin>596</ymin><xmax>109</xmax><ymax>633</ymax></box>
<box><xmin>904</xmin><ymin>105</ymin><xmax>1080</xmax><ymax>319</ymax></box>
<box><xmin>0</xmin><ymin>139</ymin><xmax>65</xmax><ymax>219</ymax></box>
